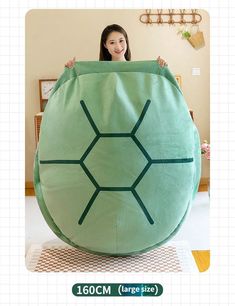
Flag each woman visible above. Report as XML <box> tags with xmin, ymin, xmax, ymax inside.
<box><xmin>65</xmin><ymin>24</ymin><xmax>167</xmax><ymax>67</ymax></box>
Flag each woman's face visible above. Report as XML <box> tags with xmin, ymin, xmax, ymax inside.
<box><xmin>104</xmin><ymin>31</ymin><xmax>127</xmax><ymax>61</ymax></box>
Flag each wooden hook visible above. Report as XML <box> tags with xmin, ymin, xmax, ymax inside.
<box><xmin>179</xmin><ymin>9</ymin><xmax>186</xmax><ymax>24</ymax></box>
<box><xmin>168</xmin><ymin>9</ymin><xmax>175</xmax><ymax>25</ymax></box>
<box><xmin>157</xmin><ymin>9</ymin><xmax>163</xmax><ymax>24</ymax></box>
<box><xmin>145</xmin><ymin>9</ymin><xmax>152</xmax><ymax>24</ymax></box>
<box><xmin>191</xmin><ymin>9</ymin><xmax>197</xmax><ymax>24</ymax></box>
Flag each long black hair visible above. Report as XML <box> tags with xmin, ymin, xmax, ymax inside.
<box><xmin>99</xmin><ymin>24</ymin><xmax>131</xmax><ymax>61</ymax></box>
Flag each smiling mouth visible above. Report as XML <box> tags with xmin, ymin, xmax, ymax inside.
<box><xmin>115</xmin><ymin>50</ymin><xmax>124</xmax><ymax>54</ymax></box>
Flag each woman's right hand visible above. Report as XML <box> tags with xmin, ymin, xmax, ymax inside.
<box><xmin>65</xmin><ymin>57</ymin><xmax>76</xmax><ymax>68</ymax></box>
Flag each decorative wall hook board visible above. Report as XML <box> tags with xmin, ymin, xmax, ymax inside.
<box><xmin>139</xmin><ymin>9</ymin><xmax>202</xmax><ymax>25</ymax></box>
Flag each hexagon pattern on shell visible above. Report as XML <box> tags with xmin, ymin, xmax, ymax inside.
<box><xmin>34</xmin><ymin>61</ymin><xmax>201</xmax><ymax>256</ymax></box>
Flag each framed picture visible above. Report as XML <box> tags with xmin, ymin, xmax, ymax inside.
<box><xmin>39</xmin><ymin>79</ymin><xmax>57</xmax><ymax>111</ymax></box>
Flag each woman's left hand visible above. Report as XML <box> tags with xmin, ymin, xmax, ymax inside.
<box><xmin>157</xmin><ymin>56</ymin><xmax>168</xmax><ymax>68</ymax></box>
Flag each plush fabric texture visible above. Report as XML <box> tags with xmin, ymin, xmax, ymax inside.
<box><xmin>34</xmin><ymin>60</ymin><xmax>201</xmax><ymax>256</ymax></box>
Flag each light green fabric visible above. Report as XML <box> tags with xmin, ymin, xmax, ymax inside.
<box><xmin>34</xmin><ymin>60</ymin><xmax>201</xmax><ymax>256</ymax></box>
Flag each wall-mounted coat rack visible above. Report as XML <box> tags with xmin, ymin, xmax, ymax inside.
<box><xmin>139</xmin><ymin>9</ymin><xmax>202</xmax><ymax>25</ymax></box>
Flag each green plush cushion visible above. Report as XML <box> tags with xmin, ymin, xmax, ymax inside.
<box><xmin>34</xmin><ymin>60</ymin><xmax>201</xmax><ymax>256</ymax></box>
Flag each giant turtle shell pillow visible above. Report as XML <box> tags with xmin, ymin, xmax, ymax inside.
<box><xmin>34</xmin><ymin>60</ymin><xmax>201</xmax><ymax>256</ymax></box>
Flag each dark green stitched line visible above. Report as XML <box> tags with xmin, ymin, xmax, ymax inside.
<box><xmin>131</xmin><ymin>135</ymin><xmax>151</xmax><ymax>162</ymax></box>
<box><xmin>80</xmin><ymin>135</ymin><xmax>99</xmax><ymax>162</ymax></box>
<box><xmin>99</xmin><ymin>187</ymin><xmax>131</xmax><ymax>191</ymax></box>
<box><xmin>132</xmin><ymin>163</ymin><xmax>151</xmax><ymax>189</ymax></box>
<box><xmin>40</xmin><ymin>160</ymin><xmax>81</xmax><ymax>164</ymax></box>
<box><xmin>40</xmin><ymin>157</ymin><xmax>193</xmax><ymax>165</ymax></box>
<box><xmin>99</xmin><ymin>133</ymin><xmax>131</xmax><ymax>137</ymax></box>
<box><xmin>152</xmin><ymin>158</ymin><xmax>193</xmax><ymax>164</ymax></box>
<box><xmin>132</xmin><ymin>190</ymin><xmax>154</xmax><ymax>225</ymax></box>
<box><xmin>78</xmin><ymin>189</ymin><xmax>100</xmax><ymax>225</ymax></box>
<box><xmin>131</xmin><ymin>99</ymin><xmax>151</xmax><ymax>135</ymax></box>
<box><xmin>80</xmin><ymin>162</ymin><xmax>99</xmax><ymax>188</ymax></box>
<box><xmin>80</xmin><ymin>100</ymin><xmax>100</xmax><ymax>135</ymax></box>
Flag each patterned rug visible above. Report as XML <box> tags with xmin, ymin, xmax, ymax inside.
<box><xmin>25</xmin><ymin>241</ymin><xmax>198</xmax><ymax>272</ymax></box>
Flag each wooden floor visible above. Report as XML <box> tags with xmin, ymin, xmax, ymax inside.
<box><xmin>25</xmin><ymin>180</ymin><xmax>210</xmax><ymax>272</ymax></box>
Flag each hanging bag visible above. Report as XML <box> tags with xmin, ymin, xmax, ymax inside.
<box><xmin>187</xmin><ymin>24</ymin><xmax>205</xmax><ymax>50</ymax></box>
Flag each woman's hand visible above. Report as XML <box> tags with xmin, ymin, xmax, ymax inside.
<box><xmin>65</xmin><ymin>57</ymin><xmax>76</xmax><ymax>68</ymax></box>
<box><xmin>157</xmin><ymin>56</ymin><xmax>168</xmax><ymax>68</ymax></box>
